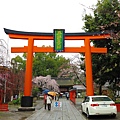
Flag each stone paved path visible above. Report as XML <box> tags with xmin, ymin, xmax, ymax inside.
<box><xmin>25</xmin><ymin>98</ymin><xmax>85</xmax><ymax>120</ymax></box>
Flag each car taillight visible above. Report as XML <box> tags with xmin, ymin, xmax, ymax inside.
<box><xmin>91</xmin><ymin>104</ymin><xmax>99</xmax><ymax>107</ymax></box>
<box><xmin>110</xmin><ymin>103</ymin><xmax>116</xmax><ymax>106</ymax></box>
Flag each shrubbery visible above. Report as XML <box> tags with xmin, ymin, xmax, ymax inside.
<box><xmin>8</xmin><ymin>97</ymin><xmax>21</xmax><ymax>105</ymax></box>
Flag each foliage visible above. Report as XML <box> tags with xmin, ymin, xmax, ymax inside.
<box><xmin>32</xmin><ymin>87</ymin><xmax>40</xmax><ymax>97</ymax></box>
<box><xmin>11</xmin><ymin>55</ymin><xmax>26</xmax><ymax>71</ymax></box>
<box><xmin>12</xmin><ymin>98</ymin><xmax>21</xmax><ymax>105</ymax></box>
<box><xmin>33</xmin><ymin>52</ymin><xmax>69</xmax><ymax>77</ymax></box>
<box><xmin>11</xmin><ymin>55</ymin><xmax>25</xmax><ymax>96</ymax></box>
<box><xmin>82</xmin><ymin>0</ymin><xmax>120</xmax><ymax>94</ymax></box>
<box><xmin>57</xmin><ymin>55</ymin><xmax>86</xmax><ymax>87</ymax></box>
<box><xmin>115</xmin><ymin>99</ymin><xmax>120</xmax><ymax>104</ymax></box>
<box><xmin>11</xmin><ymin>52</ymin><xmax>69</xmax><ymax>78</ymax></box>
<box><xmin>9</xmin><ymin>98</ymin><xmax>21</xmax><ymax>105</ymax></box>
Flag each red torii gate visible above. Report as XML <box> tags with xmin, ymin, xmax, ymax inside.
<box><xmin>4</xmin><ymin>28</ymin><xmax>110</xmax><ymax>108</ymax></box>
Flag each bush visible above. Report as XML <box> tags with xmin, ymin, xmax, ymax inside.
<box><xmin>9</xmin><ymin>98</ymin><xmax>21</xmax><ymax>105</ymax></box>
<box><xmin>115</xmin><ymin>98</ymin><xmax>120</xmax><ymax>104</ymax></box>
<box><xmin>13</xmin><ymin>99</ymin><xmax>21</xmax><ymax>105</ymax></box>
<box><xmin>32</xmin><ymin>87</ymin><xmax>40</xmax><ymax>98</ymax></box>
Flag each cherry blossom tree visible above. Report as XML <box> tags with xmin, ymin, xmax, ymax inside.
<box><xmin>32</xmin><ymin>75</ymin><xmax>60</xmax><ymax>93</ymax></box>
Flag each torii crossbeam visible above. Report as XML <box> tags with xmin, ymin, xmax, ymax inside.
<box><xmin>4</xmin><ymin>28</ymin><xmax>110</xmax><ymax>108</ymax></box>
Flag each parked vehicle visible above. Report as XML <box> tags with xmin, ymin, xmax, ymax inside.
<box><xmin>81</xmin><ymin>95</ymin><xmax>117</xmax><ymax>118</ymax></box>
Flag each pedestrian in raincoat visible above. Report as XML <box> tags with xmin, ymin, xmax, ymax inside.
<box><xmin>46</xmin><ymin>94</ymin><xmax>52</xmax><ymax>110</ymax></box>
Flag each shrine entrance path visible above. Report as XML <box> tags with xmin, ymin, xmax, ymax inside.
<box><xmin>25</xmin><ymin>98</ymin><xmax>85</xmax><ymax>120</ymax></box>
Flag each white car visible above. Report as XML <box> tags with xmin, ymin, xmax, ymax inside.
<box><xmin>81</xmin><ymin>95</ymin><xmax>117</xmax><ymax>118</ymax></box>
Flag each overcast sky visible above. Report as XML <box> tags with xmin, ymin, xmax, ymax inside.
<box><xmin>0</xmin><ymin>0</ymin><xmax>97</xmax><ymax>59</ymax></box>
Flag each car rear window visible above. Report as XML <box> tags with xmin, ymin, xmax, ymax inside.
<box><xmin>92</xmin><ymin>97</ymin><xmax>112</xmax><ymax>102</ymax></box>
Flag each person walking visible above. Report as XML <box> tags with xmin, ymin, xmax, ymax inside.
<box><xmin>44</xmin><ymin>94</ymin><xmax>47</xmax><ymax>109</ymax></box>
<box><xmin>66</xmin><ymin>92</ymin><xmax>69</xmax><ymax>100</ymax></box>
<box><xmin>46</xmin><ymin>94</ymin><xmax>52</xmax><ymax>111</ymax></box>
<box><xmin>57</xmin><ymin>93</ymin><xmax>60</xmax><ymax>101</ymax></box>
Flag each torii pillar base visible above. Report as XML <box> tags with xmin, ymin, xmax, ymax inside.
<box><xmin>21</xmin><ymin>96</ymin><xmax>33</xmax><ymax>107</ymax></box>
<box><xmin>18</xmin><ymin>96</ymin><xmax>35</xmax><ymax>111</ymax></box>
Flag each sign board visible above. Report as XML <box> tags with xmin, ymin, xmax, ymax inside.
<box><xmin>54</xmin><ymin>29</ymin><xmax>65</xmax><ymax>52</ymax></box>
<box><xmin>54</xmin><ymin>101</ymin><xmax>62</xmax><ymax>107</ymax></box>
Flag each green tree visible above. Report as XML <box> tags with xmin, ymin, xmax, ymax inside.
<box><xmin>11</xmin><ymin>55</ymin><xmax>25</xmax><ymax>97</ymax></box>
<box><xmin>11</xmin><ymin>55</ymin><xmax>26</xmax><ymax>71</ymax></box>
<box><xmin>82</xmin><ymin>0</ymin><xmax>120</xmax><ymax>95</ymax></box>
<box><xmin>32</xmin><ymin>87</ymin><xmax>40</xmax><ymax>98</ymax></box>
<box><xmin>11</xmin><ymin>52</ymin><xmax>69</xmax><ymax>78</ymax></box>
<box><xmin>33</xmin><ymin>52</ymin><xmax>69</xmax><ymax>77</ymax></box>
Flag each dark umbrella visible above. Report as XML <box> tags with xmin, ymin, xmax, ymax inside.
<box><xmin>42</xmin><ymin>89</ymin><xmax>50</xmax><ymax>94</ymax></box>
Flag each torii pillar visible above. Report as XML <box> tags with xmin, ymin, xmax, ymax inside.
<box><xmin>4</xmin><ymin>28</ymin><xmax>110</xmax><ymax>108</ymax></box>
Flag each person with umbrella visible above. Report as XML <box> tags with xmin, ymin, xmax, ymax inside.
<box><xmin>47</xmin><ymin>91</ymin><xmax>57</xmax><ymax>96</ymax></box>
<box><xmin>44</xmin><ymin>94</ymin><xmax>47</xmax><ymax>109</ymax></box>
<box><xmin>43</xmin><ymin>89</ymin><xmax>50</xmax><ymax>109</ymax></box>
<box><xmin>46</xmin><ymin>94</ymin><xmax>52</xmax><ymax>111</ymax></box>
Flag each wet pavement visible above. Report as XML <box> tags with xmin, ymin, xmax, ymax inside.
<box><xmin>0</xmin><ymin>98</ymin><xmax>120</xmax><ymax>120</ymax></box>
<box><xmin>25</xmin><ymin>98</ymin><xmax>85</xmax><ymax>120</ymax></box>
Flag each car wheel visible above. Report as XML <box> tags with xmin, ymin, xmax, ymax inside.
<box><xmin>112</xmin><ymin>114</ymin><xmax>116</xmax><ymax>118</ymax></box>
<box><xmin>86</xmin><ymin>108</ymin><xmax>90</xmax><ymax>118</ymax></box>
